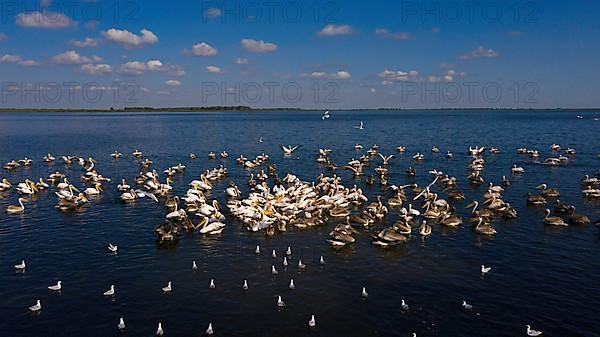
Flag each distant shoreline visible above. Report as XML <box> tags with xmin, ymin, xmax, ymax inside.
<box><xmin>1</xmin><ymin>107</ymin><xmax>600</xmax><ymax>113</ymax></box>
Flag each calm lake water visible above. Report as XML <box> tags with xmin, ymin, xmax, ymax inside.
<box><xmin>0</xmin><ymin>110</ymin><xmax>599</xmax><ymax>337</ymax></box>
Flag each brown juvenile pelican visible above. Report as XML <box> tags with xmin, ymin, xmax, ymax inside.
<box><xmin>567</xmin><ymin>206</ymin><xmax>590</xmax><ymax>225</ymax></box>
<box><xmin>537</xmin><ymin>184</ymin><xmax>560</xmax><ymax>197</ymax></box>
<box><xmin>527</xmin><ymin>193</ymin><xmax>547</xmax><ymax>206</ymax></box>
<box><xmin>544</xmin><ymin>209</ymin><xmax>567</xmax><ymax>226</ymax></box>
<box><xmin>553</xmin><ymin>200</ymin><xmax>573</xmax><ymax>214</ymax></box>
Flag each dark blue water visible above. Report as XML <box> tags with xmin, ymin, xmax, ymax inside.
<box><xmin>0</xmin><ymin>110</ymin><xmax>599</xmax><ymax>337</ymax></box>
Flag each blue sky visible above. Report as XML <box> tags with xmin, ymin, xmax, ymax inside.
<box><xmin>0</xmin><ymin>0</ymin><xmax>599</xmax><ymax>109</ymax></box>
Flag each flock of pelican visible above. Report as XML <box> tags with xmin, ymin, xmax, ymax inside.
<box><xmin>2</xmin><ymin>125</ymin><xmax>599</xmax><ymax>336</ymax></box>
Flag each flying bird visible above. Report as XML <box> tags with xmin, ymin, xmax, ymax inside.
<box><xmin>322</xmin><ymin>110</ymin><xmax>330</xmax><ymax>120</ymax></box>
<box><xmin>281</xmin><ymin>145</ymin><xmax>301</xmax><ymax>155</ymax></box>
<box><xmin>354</xmin><ymin>121</ymin><xmax>364</xmax><ymax>130</ymax></box>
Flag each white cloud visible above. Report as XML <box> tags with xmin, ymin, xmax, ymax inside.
<box><xmin>235</xmin><ymin>58</ymin><xmax>248</xmax><ymax>65</ymax></box>
<box><xmin>370</xmin><ymin>88</ymin><xmax>377</xmax><ymax>93</ymax></box>
<box><xmin>317</xmin><ymin>24</ymin><xmax>354</xmax><ymax>37</ymax></box>
<box><xmin>0</xmin><ymin>33</ymin><xmax>7</xmax><ymax>42</ymax></box>
<box><xmin>70</xmin><ymin>37</ymin><xmax>99</xmax><ymax>48</ymax></box>
<box><xmin>119</xmin><ymin>61</ymin><xmax>147</xmax><ymax>76</ymax></box>
<box><xmin>16</xmin><ymin>11</ymin><xmax>76</xmax><ymax>29</ymax></box>
<box><xmin>147</xmin><ymin>59</ymin><xmax>185</xmax><ymax>76</ymax></box>
<box><xmin>428</xmin><ymin>69</ymin><xmax>465</xmax><ymax>83</ymax></box>
<box><xmin>81</xmin><ymin>63</ymin><xmax>112</xmax><ymax>75</ymax></box>
<box><xmin>307</xmin><ymin>70</ymin><xmax>351</xmax><ymax>80</ymax></box>
<box><xmin>378</xmin><ymin>69</ymin><xmax>419</xmax><ymax>84</ymax></box>
<box><xmin>51</xmin><ymin>50</ymin><xmax>102</xmax><ymax>64</ymax></box>
<box><xmin>0</xmin><ymin>54</ymin><xmax>40</xmax><ymax>67</ymax></box>
<box><xmin>102</xmin><ymin>28</ymin><xmax>158</xmax><ymax>48</ymax></box>
<box><xmin>241</xmin><ymin>39</ymin><xmax>278</xmax><ymax>53</ymax></box>
<box><xmin>204</xmin><ymin>7</ymin><xmax>222</xmax><ymax>18</ymax></box>
<box><xmin>375</xmin><ymin>28</ymin><xmax>413</xmax><ymax>41</ymax></box>
<box><xmin>460</xmin><ymin>46</ymin><xmax>499</xmax><ymax>60</ymax></box>
<box><xmin>165</xmin><ymin>80</ymin><xmax>181</xmax><ymax>87</ymax></box>
<box><xmin>191</xmin><ymin>42</ymin><xmax>218</xmax><ymax>56</ymax></box>
<box><xmin>206</xmin><ymin>65</ymin><xmax>222</xmax><ymax>73</ymax></box>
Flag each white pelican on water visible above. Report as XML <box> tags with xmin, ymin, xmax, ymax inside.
<box><xmin>281</xmin><ymin>145</ymin><xmax>301</xmax><ymax>155</ymax></box>
<box><xmin>322</xmin><ymin>110</ymin><xmax>330</xmax><ymax>120</ymax></box>
<box><xmin>354</xmin><ymin>121</ymin><xmax>364</xmax><ymax>130</ymax></box>
<box><xmin>512</xmin><ymin>164</ymin><xmax>525</xmax><ymax>174</ymax></box>
<box><xmin>6</xmin><ymin>198</ymin><xmax>27</xmax><ymax>214</ymax></box>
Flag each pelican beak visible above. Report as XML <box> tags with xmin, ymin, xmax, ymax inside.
<box><xmin>535</xmin><ymin>184</ymin><xmax>545</xmax><ymax>189</ymax></box>
<box><xmin>482</xmin><ymin>198</ymin><xmax>493</xmax><ymax>205</ymax></box>
<box><xmin>98</xmin><ymin>186</ymin><xmax>103</xmax><ymax>192</ymax></box>
<box><xmin>72</xmin><ymin>186</ymin><xmax>80</xmax><ymax>193</ymax></box>
<box><xmin>465</xmin><ymin>201</ymin><xmax>476</xmax><ymax>208</ymax></box>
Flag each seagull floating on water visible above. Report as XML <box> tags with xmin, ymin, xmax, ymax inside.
<box><xmin>107</xmin><ymin>243</ymin><xmax>118</xmax><ymax>253</ymax></box>
<box><xmin>401</xmin><ymin>299</ymin><xmax>409</xmax><ymax>311</ymax></box>
<box><xmin>462</xmin><ymin>300</ymin><xmax>473</xmax><ymax>310</ymax></box>
<box><xmin>206</xmin><ymin>323</ymin><xmax>214</xmax><ymax>335</ymax></box>
<box><xmin>277</xmin><ymin>295</ymin><xmax>286</xmax><ymax>307</ymax></box>
<box><xmin>271</xmin><ymin>249</ymin><xmax>277</xmax><ymax>258</ymax></box>
<box><xmin>481</xmin><ymin>265</ymin><xmax>492</xmax><ymax>274</ymax></box>
<box><xmin>283</xmin><ymin>257</ymin><xmax>288</xmax><ymax>266</ymax></box>
<box><xmin>289</xmin><ymin>279</ymin><xmax>296</xmax><ymax>290</ymax></box>
<box><xmin>243</xmin><ymin>280</ymin><xmax>248</xmax><ymax>290</ymax></box>
<box><xmin>14</xmin><ymin>260</ymin><xmax>26</xmax><ymax>270</ymax></box>
<box><xmin>192</xmin><ymin>260</ymin><xmax>198</xmax><ymax>270</ymax></box>
<box><xmin>255</xmin><ymin>245</ymin><xmax>260</xmax><ymax>254</ymax></box>
<box><xmin>286</xmin><ymin>246</ymin><xmax>292</xmax><ymax>255</ymax></box>
<box><xmin>48</xmin><ymin>281</ymin><xmax>62</xmax><ymax>291</ymax></box>
<box><xmin>29</xmin><ymin>299</ymin><xmax>41</xmax><ymax>312</ymax></box>
<box><xmin>117</xmin><ymin>317</ymin><xmax>125</xmax><ymax>331</ymax></box>
<box><xmin>308</xmin><ymin>314</ymin><xmax>316</xmax><ymax>327</ymax></box>
<box><xmin>162</xmin><ymin>281</ymin><xmax>172</xmax><ymax>293</ymax></box>
<box><xmin>526</xmin><ymin>325</ymin><xmax>543</xmax><ymax>336</ymax></box>
<box><xmin>298</xmin><ymin>259</ymin><xmax>306</xmax><ymax>269</ymax></box>
<box><xmin>104</xmin><ymin>285</ymin><xmax>115</xmax><ymax>296</ymax></box>
<box><xmin>362</xmin><ymin>287</ymin><xmax>368</xmax><ymax>298</ymax></box>
<box><xmin>320</xmin><ymin>256</ymin><xmax>325</xmax><ymax>265</ymax></box>
<box><xmin>156</xmin><ymin>322</ymin><xmax>164</xmax><ymax>336</ymax></box>
<box><xmin>209</xmin><ymin>278</ymin><xmax>215</xmax><ymax>289</ymax></box>
<box><xmin>272</xmin><ymin>265</ymin><xmax>278</xmax><ymax>275</ymax></box>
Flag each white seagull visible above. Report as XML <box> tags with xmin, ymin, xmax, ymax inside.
<box><xmin>209</xmin><ymin>278</ymin><xmax>215</xmax><ymax>289</ymax></box>
<box><xmin>401</xmin><ymin>299</ymin><xmax>409</xmax><ymax>311</ymax></box>
<box><xmin>526</xmin><ymin>325</ymin><xmax>543</xmax><ymax>336</ymax></box>
<box><xmin>243</xmin><ymin>280</ymin><xmax>248</xmax><ymax>290</ymax></box>
<box><xmin>298</xmin><ymin>259</ymin><xmax>306</xmax><ymax>269</ymax></box>
<box><xmin>271</xmin><ymin>249</ymin><xmax>277</xmax><ymax>258</ymax></box>
<box><xmin>289</xmin><ymin>279</ymin><xmax>296</xmax><ymax>290</ymax></box>
<box><xmin>48</xmin><ymin>281</ymin><xmax>62</xmax><ymax>291</ymax></box>
<box><xmin>286</xmin><ymin>246</ymin><xmax>292</xmax><ymax>255</ymax></box>
<box><xmin>103</xmin><ymin>285</ymin><xmax>115</xmax><ymax>296</ymax></box>
<box><xmin>162</xmin><ymin>281</ymin><xmax>172</xmax><ymax>293</ymax></box>
<box><xmin>117</xmin><ymin>317</ymin><xmax>125</xmax><ymax>330</ymax></box>
<box><xmin>320</xmin><ymin>256</ymin><xmax>325</xmax><ymax>265</ymax></box>
<box><xmin>481</xmin><ymin>265</ymin><xmax>492</xmax><ymax>274</ymax></box>
<box><xmin>206</xmin><ymin>323</ymin><xmax>214</xmax><ymax>335</ymax></box>
<box><xmin>14</xmin><ymin>260</ymin><xmax>26</xmax><ymax>270</ymax></box>
<box><xmin>107</xmin><ymin>243</ymin><xmax>118</xmax><ymax>253</ymax></box>
<box><xmin>308</xmin><ymin>314</ymin><xmax>316</xmax><ymax>327</ymax></box>
<box><xmin>192</xmin><ymin>260</ymin><xmax>198</xmax><ymax>270</ymax></box>
<box><xmin>283</xmin><ymin>257</ymin><xmax>288</xmax><ymax>267</ymax></box>
<box><xmin>156</xmin><ymin>322</ymin><xmax>164</xmax><ymax>336</ymax></box>
<box><xmin>29</xmin><ymin>299</ymin><xmax>42</xmax><ymax>312</ymax></box>
<box><xmin>462</xmin><ymin>300</ymin><xmax>473</xmax><ymax>310</ymax></box>
<box><xmin>255</xmin><ymin>245</ymin><xmax>260</xmax><ymax>254</ymax></box>
<box><xmin>277</xmin><ymin>295</ymin><xmax>286</xmax><ymax>307</ymax></box>
<box><xmin>272</xmin><ymin>265</ymin><xmax>279</xmax><ymax>275</ymax></box>
<box><xmin>362</xmin><ymin>287</ymin><xmax>368</xmax><ymax>298</ymax></box>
